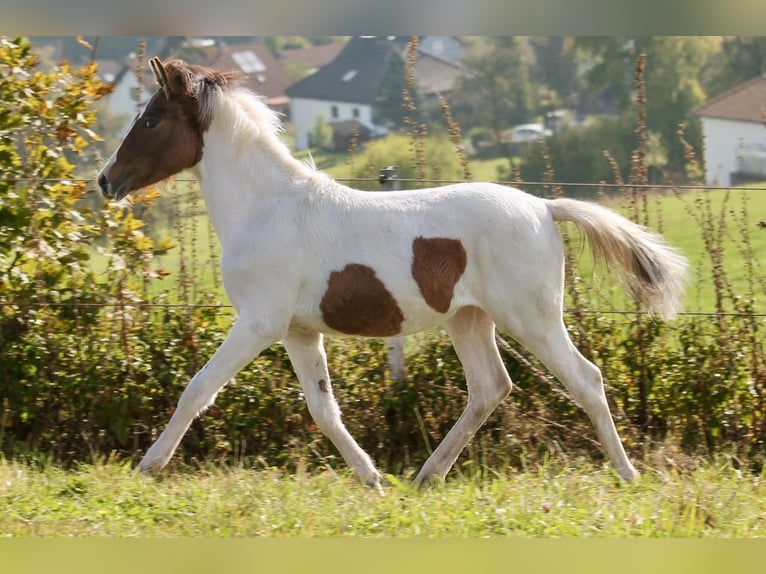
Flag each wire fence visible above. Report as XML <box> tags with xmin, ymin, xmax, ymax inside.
<box><xmin>5</xmin><ymin>175</ymin><xmax>766</xmax><ymax>193</ymax></box>
<box><xmin>4</xmin><ymin>296</ymin><xmax>764</xmax><ymax>318</ymax></box>
<box><xmin>2</xmin><ymin>170</ymin><xmax>765</xmax><ymax>320</ymax></box>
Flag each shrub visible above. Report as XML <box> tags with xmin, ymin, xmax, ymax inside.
<box><xmin>512</xmin><ymin>114</ymin><xmax>637</xmax><ymax>197</ymax></box>
<box><xmin>349</xmin><ymin>133</ymin><xmax>468</xmax><ymax>187</ymax></box>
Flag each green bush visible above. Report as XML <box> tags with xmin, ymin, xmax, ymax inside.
<box><xmin>349</xmin><ymin>133</ymin><xmax>468</xmax><ymax>187</ymax></box>
<box><xmin>512</xmin><ymin>114</ymin><xmax>638</xmax><ymax>197</ymax></box>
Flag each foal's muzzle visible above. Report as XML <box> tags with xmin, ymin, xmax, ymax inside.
<box><xmin>97</xmin><ymin>173</ymin><xmax>109</xmax><ymax>195</ymax></box>
<box><xmin>97</xmin><ymin>173</ymin><xmax>128</xmax><ymax>200</ymax></box>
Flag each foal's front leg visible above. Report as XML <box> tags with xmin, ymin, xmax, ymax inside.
<box><xmin>283</xmin><ymin>330</ymin><xmax>383</xmax><ymax>492</ymax></box>
<box><xmin>139</xmin><ymin>318</ymin><xmax>278</xmax><ymax>473</ymax></box>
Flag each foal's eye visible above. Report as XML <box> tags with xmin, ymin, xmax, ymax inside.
<box><xmin>143</xmin><ymin>117</ymin><xmax>159</xmax><ymax>129</ymax></box>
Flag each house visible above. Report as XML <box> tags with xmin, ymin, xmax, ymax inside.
<box><xmin>280</xmin><ymin>42</ymin><xmax>345</xmax><ymax>78</ymax></box>
<box><xmin>97</xmin><ymin>37</ymin><xmax>177</xmax><ymax>132</ymax></box>
<box><xmin>285</xmin><ymin>37</ymin><xmax>399</xmax><ymax>151</ymax></box>
<box><xmin>413</xmin><ymin>50</ymin><xmax>469</xmax><ymax>99</ymax></box>
<box><xmin>100</xmin><ymin>39</ymin><xmax>295</xmax><ymax>132</ymax></box>
<box><xmin>198</xmin><ymin>41</ymin><xmax>295</xmax><ymax>116</ymax></box>
<box><xmin>286</xmin><ymin>36</ymin><xmax>468</xmax><ymax>150</ymax></box>
<box><xmin>693</xmin><ymin>75</ymin><xmax>766</xmax><ymax>186</ymax></box>
<box><xmin>417</xmin><ymin>36</ymin><xmax>467</xmax><ymax>65</ymax></box>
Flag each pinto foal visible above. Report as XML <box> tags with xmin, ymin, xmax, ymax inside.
<box><xmin>98</xmin><ymin>58</ymin><xmax>687</xmax><ymax>489</ymax></box>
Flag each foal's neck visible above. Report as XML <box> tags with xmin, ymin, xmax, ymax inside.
<box><xmin>193</xmin><ymin>98</ymin><xmax>327</xmax><ymax>242</ymax></box>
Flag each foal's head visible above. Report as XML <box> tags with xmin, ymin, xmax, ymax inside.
<box><xmin>97</xmin><ymin>57</ymin><xmax>243</xmax><ymax>200</ymax></box>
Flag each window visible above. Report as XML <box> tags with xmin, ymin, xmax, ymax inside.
<box><xmin>352</xmin><ymin>108</ymin><xmax>360</xmax><ymax>119</ymax></box>
<box><xmin>232</xmin><ymin>51</ymin><xmax>266</xmax><ymax>74</ymax></box>
<box><xmin>331</xmin><ymin>105</ymin><xmax>339</xmax><ymax>119</ymax></box>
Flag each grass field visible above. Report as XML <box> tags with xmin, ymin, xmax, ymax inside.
<box><xmin>2</xmin><ymin>458</ymin><xmax>765</xmax><ymax>537</ymax></box>
<box><xmin>571</xmin><ymin>185</ymin><xmax>766</xmax><ymax>313</ymax></box>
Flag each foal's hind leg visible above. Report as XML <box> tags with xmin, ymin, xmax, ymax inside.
<box><xmin>414</xmin><ymin>306</ymin><xmax>513</xmax><ymax>488</ymax></box>
<box><xmin>283</xmin><ymin>330</ymin><xmax>382</xmax><ymax>491</ymax></box>
<box><xmin>503</xmin><ymin>314</ymin><xmax>638</xmax><ymax>481</ymax></box>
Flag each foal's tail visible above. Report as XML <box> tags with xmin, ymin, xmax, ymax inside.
<box><xmin>547</xmin><ymin>198</ymin><xmax>688</xmax><ymax>320</ymax></box>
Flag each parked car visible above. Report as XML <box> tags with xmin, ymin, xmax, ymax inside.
<box><xmin>507</xmin><ymin>123</ymin><xmax>552</xmax><ymax>144</ymax></box>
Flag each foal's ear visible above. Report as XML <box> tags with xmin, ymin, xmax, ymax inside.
<box><xmin>149</xmin><ymin>57</ymin><xmax>171</xmax><ymax>96</ymax></box>
<box><xmin>150</xmin><ymin>57</ymin><xmax>194</xmax><ymax>98</ymax></box>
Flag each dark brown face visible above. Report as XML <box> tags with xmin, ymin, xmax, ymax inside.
<box><xmin>97</xmin><ymin>57</ymin><xmax>242</xmax><ymax>201</ymax></box>
<box><xmin>97</xmin><ymin>89</ymin><xmax>204</xmax><ymax>200</ymax></box>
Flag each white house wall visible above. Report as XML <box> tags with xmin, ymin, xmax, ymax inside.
<box><xmin>290</xmin><ymin>97</ymin><xmax>375</xmax><ymax>150</ymax></box>
<box><xmin>701</xmin><ymin>117</ymin><xmax>766</xmax><ymax>186</ymax></box>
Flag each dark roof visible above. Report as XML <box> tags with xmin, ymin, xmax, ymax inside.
<box><xmin>281</xmin><ymin>43</ymin><xmax>345</xmax><ymax>72</ymax></box>
<box><xmin>285</xmin><ymin>37</ymin><xmax>399</xmax><ymax>104</ymax></box>
<box><xmin>693</xmin><ymin>75</ymin><xmax>766</xmax><ymax>123</ymax></box>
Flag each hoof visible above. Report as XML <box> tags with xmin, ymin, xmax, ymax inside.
<box><xmin>616</xmin><ymin>465</ymin><xmax>640</xmax><ymax>482</ymax></box>
<box><xmin>363</xmin><ymin>472</ymin><xmax>385</xmax><ymax>496</ymax></box>
<box><xmin>136</xmin><ymin>451</ymin><xmax>169</xmax><ymax>475</ymax></box>
<box><xmin>412</xmin><ymin>472</ymin><xmax>444</xmax><ymax>491</ymax></box>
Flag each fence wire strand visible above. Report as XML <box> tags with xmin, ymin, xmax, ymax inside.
<box><xmin>5</xmin><ymin>176</ymin><xmax>766</xmax><ymax>193</ymax></box>
<box><xmin>1</xmin><ymin>301</ymin><xmax>763</xmax><ymax>319</ymax></box>
<box><xmin>3</xmin><ymin>174</ymin><xmax>764</xmax><ymax>321</ymax></box>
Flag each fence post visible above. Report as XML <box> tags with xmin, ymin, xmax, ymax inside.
<box><xmin>379</xmin><ymin>166</ymin><xmax>406</xmax><ymax>383</ymax></box>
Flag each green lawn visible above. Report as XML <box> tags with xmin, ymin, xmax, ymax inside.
<box><xmin>572</xmin><ymin>186</ymin><xmax>766</xmax><ymax>313</ymax></box>
<box><xmin>2</xmin><ymin>458</ymin><xmax>765</xmax><ymax>537</ymax></box>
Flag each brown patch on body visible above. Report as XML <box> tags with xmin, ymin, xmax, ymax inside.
<box><xmin>320</xmin><ymin>264</ymin><xmax>404</xmax><ymax>336</ymax></box>
<box><xmin>411</xmin><ymin>237</ymin><xmax>467</xmax><ymax>313</ymax></box>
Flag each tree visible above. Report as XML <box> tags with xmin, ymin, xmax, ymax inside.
<box><xmin>0</xmin><ymin>36</ymin><xmax>177</xmax><ymax>457</ymax></box>
<box><xmin>513</xmin><ymin>113</ymin><xmax>639</xmax><ymax>192</ymax></box>
<box><xmin>373</xmin><ymin>48</ymin><xmax>419</xmax><ymax>131</ymax></box>
<box><xmin>704</xmin><ymin>36</ymin><xmax>766</xmax><ymax>97</ymax></box>
<box><xmin>527</xmin><ymin>36</ymin><xmax>582</xmax><ymax>111</ymax></box>
<box><xmin>348</xmin><ymin>132</ymin><xmax>468</xmax><ymax>183</ymax></box>
<box><xmin>0</xmin><ymin>37</ymin><xmax>166</xmax><ymax>311</ymax></box>
<box><xmin>308</xmin><ymin>113</ymin><xmax>333</xmax><ymax>150</ymax></box>
<box><xmin>452</xmin><ymin>37</ymin><xmax>533</xmax><ymax>147</ymax></box>
<box><xmin>1</xmin><ymin>37</ymin><xmax>107</xmax><ymax>304</ymax></box>
<box><xmin>573</xmin><ymin>37</ymin><xmax>717</xmax><ymax>175</ymax></box>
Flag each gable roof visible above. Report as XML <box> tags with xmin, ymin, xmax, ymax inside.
<box><xmin>285</xmin><ymin>36</ymin><xmax>468</xmax><ymax>106</ymax></box>
<box><xmin>281</xmin><ymin>42</ymin><xmax>345</xmax><ymax>73</ymax></box>
<box><xmin>417</xmin><ymin>36</ymin><xmax>467</xmax><ymax>65</ymax></box>
<box><xmin>414</xmin><ymin>52</ymin><xmax>469</xmax><ymax>96</ymax></box>
<box><xmin>200</xmin><ymin>42</ymin><xmax>293</xmax><ymax>107</ymax></box>
<box><xmin>285</xmin><ymin>37</ymin><xmax>400</xmax><ymax>105</ymax></box>
<box><xmin>693</xmin><ymin>75</ymin><xmax>766</xmax><ymax>124</ymax></box>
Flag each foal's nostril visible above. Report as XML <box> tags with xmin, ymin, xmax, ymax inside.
<box><xmin>97</xmin><ymin>173</ymin><xmax>108</xmax><ymax>194</ymax></box>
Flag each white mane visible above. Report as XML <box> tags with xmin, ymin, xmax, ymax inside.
<box><xmin>206</xmin><ymin>86</ymin><xmax>325</xmax><ymax>183</ymax></box>
<box><xmin>208</xmin><ymin>87</ymin><xmax>304</xmax><ymax>164</ymax></box>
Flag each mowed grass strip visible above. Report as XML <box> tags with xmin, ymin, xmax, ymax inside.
<box><xmin>2</xmin><ymin>459</ymin><xmax>765</xmax><ymax>537</ymax></box>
